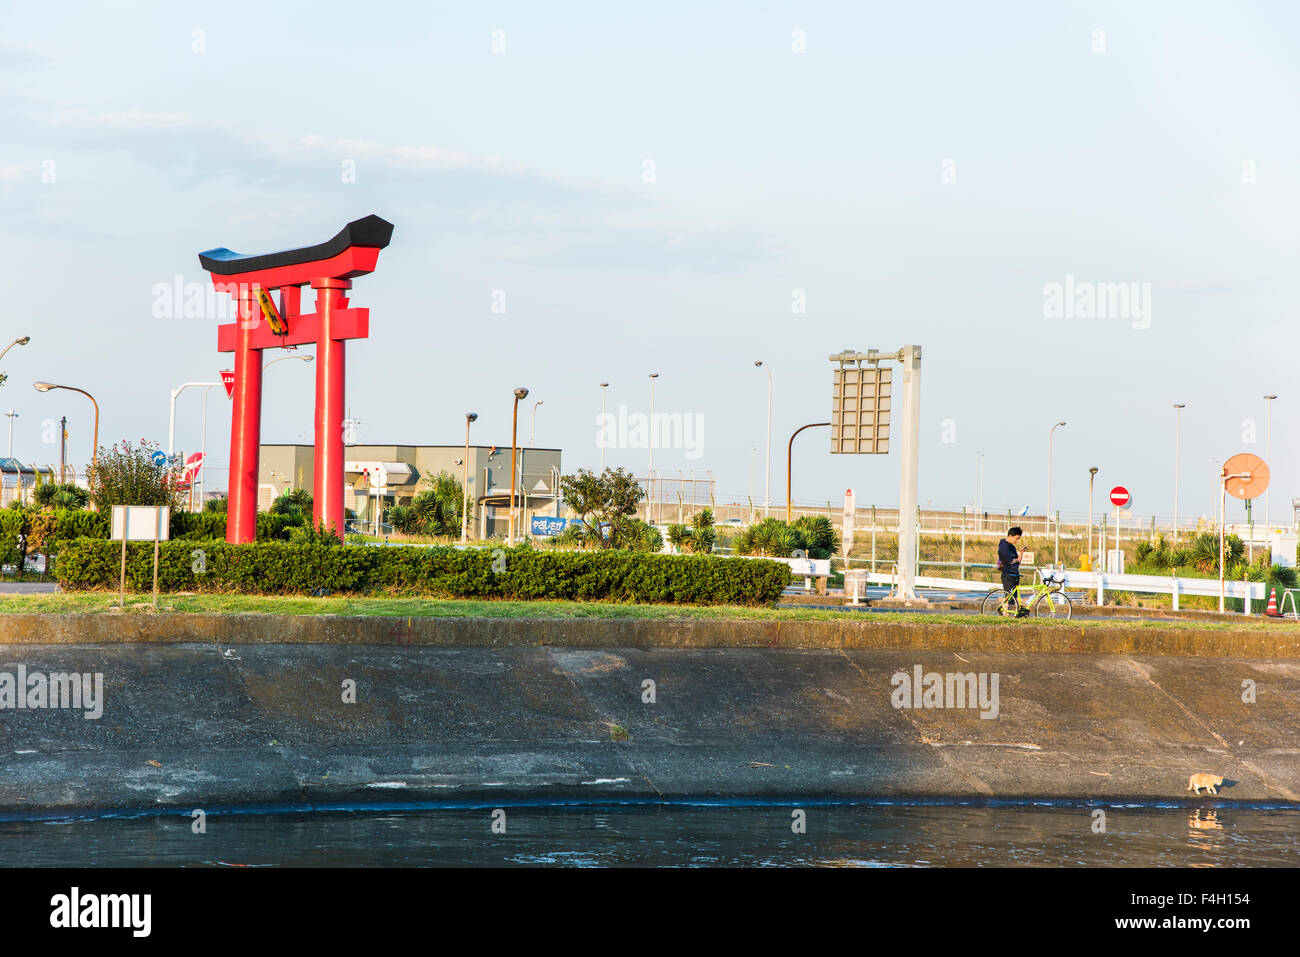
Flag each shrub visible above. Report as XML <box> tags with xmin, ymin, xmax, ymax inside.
<box><xmin>55</xmin><ymin>541</ymin><xmax>790</xmax><ymax>605</ymax></box>
<box><xmin>35</xmin><ymin>482</ymin><xmax>90</xmax><ymax>511</ymax></box>
<box><xmin>87</xmin><ymin>439</ymin><xmax>179</xmax><ymax>511</ymax></box>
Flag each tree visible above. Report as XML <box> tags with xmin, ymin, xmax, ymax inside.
<box><xmin>558</xmin><ymin>467</ymin><xmax>646</xmax><ymax>549</ymax></box>
<box><xmin>735</xmin><ymin>516</ymin><xmax>840</xmax><ymax>559</ymax></box>
<box><xmin>87</xmin><ymin>440</ymin><xmax>178</xmax><ymax>511</ymax></box>
<box><xmin>409</xmin><ymin>470</ymin><xmax>463</xmax><ymax>536</ymax></box>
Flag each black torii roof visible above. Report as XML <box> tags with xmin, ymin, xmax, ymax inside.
<box><xmin>198</xmin><ymin>215</ymin><xmax>394</xmax><ymax>276</ymax></box>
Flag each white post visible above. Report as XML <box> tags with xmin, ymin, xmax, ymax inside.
<box><xmin>960</xmin><ymin>506</ymin><xmax>966</xmax><ymax>579</ymax></box>
<box><xmin>647</xmin><ymin>374</ymin><xmax>657</xmax><ymax>523</ymax></box>
<box><xmin>1173</xmin><ymin>404</ymin><xmax>1184</xmax><ymax>535</ymax></box>
<box><xmin>1171</xmin><ymin>571</ymin><xmax>1179</xmax><ymax>611</ymax></box>
<box><xmin>1265</xmin><ymin>395</ymin><xmax>1275</xmax><ymax>531</ymax></box>
<box><xmin>1098</xmin><ymin>519</ymin><xmax>1106</xmax><ymax>604</ymax></box>
<box><xmin>895</xmin><ymin>346</ymin><xmax>922</xmax><ymax>599</ymax></box>
<box><xmin>764</xmin><ymin>363</ymin><xmax>772</xmax><ymax>517</ymax></box>
<box><xmin>599</xmin><ymin>384</ymin><xmax>608</xmax><ymax>473</ymax></box>
<box><xmin>1219</xmin><ymin>472</ymin><xmax>1226</xmax><ymax>614</ymax></box>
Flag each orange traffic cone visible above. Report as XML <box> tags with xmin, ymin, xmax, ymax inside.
<box><xmin>1266</xmin><ymin>588</ymin><xmax>1280</xmax><ymax>617</ymax></box>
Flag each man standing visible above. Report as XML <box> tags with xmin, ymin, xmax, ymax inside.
<box><xmin>998</xmin><ymin>526</ymin><xmax>1028</xmax><ymax>617</ymax></box>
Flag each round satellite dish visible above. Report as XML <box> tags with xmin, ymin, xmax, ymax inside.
<box><xmin>1222</xmin><ymin>452</ymin><xmax>1269</xmax><ymax>500</ymax></box>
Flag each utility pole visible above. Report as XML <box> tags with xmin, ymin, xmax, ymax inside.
<box><xmin>3</xmin><ymin>410</ymin><xmax>16</xmax><ymax>458</ymax></box>
<box><xmin>60</xmin><ymin>416</ymin><xmax>67</xmax><ymax>482</ymax></box>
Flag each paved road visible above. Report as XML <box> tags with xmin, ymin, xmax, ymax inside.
<box><xmin>0</xmin><ymin>582</ymin><xmax>59</xmax><ymax>594</ymax></box>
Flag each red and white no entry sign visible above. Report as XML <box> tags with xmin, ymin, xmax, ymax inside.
<box><xmin>1109</xmin><ymin>485</ymin><xmax>1131</xmax><ymax>508</ymax></box>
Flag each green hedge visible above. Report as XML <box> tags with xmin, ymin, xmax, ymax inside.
<box><xmin>54</xmin><ymin>541</ymin><xmax>791</xmax><ymax>605</ymax></box>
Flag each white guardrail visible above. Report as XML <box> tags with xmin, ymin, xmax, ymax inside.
<box><xmin>843</xmin><ymin>567</ymin><xmax>1266</xmax><ymax>612</ymax></box>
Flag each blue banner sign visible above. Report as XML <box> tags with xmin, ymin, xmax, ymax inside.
<box><xmin>531</xmin><ymin>516</ymin><xmax>570</xmax><ymax>537</ymax></box>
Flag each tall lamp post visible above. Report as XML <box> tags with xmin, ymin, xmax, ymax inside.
<box><xmin>754</xmin><ymin>360</ymin><xmax>772</xmax><ymax>516</ymax></box>
<box><xmin>508</xmin><ymin>387</ymin><xmax>528</xmax><ymax>545</ymax></box>
<box><xmin>599</xmin><ymin>382</ymin><xmax>609</xmax><ymax>472</ymax></box>
<box><xmin>3</xmin><ymin>411</ymin><xmax>17</xmax><ymax>458</ymax></box>
<box><xmin>1172</xmin><ymin>403</ymin><xmax>1185</xmax><ymax>536</ymax></box>
<box><xmin>976</xmin><ymin>450</ymin><xmax>983</xmax><ymax>533</ymax></box>
<box><xmin>1048</xmin><ymin>421</ymin><xmax>1066</xmax><ymax>559</ymax></box>
<box><xmin>787</xmin><ymin>422</ymin><xmax>831</xmax><ymax>521</ymax></box>
<box><xmin>34</xmin><ymin>382</ymin><xmax>99</xmax><ymax>474</ymax></box>
<box><xmin>647</xmin><ymin>373</ymin><xmax>659</xmax><ymax>523</ymax></box>
<box><xmin>1087</xmin><ymin>466</ymin><xmax>1099</xmax><ymax>571</ymax></box>
<box><xmin>0</xmin><ymin>337</ymin><xmax>29</xmax><ymax>460</ymax></box>
<box><xmin>1264</xmin><ymin>394</ymin><xmax>1277</xmax><ymax>529</ymax></box>
<box><xmin>462</xmin><ymin>412</ymin><xmax>478</xmax><ymax>543</ymax></box>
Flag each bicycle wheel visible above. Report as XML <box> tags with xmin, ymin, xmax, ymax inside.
<box><xmin>1034</xmin><ymin>590</ymin><xmax>1072</xmax><ymax>620</ymax></box>
<box><xmin>982</xmin><ymin>589</ymin><xmax>1013</xmax><ymax>616</ymax></box>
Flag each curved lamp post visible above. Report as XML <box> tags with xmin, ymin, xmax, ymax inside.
<box><xmin>34</xmin><ymin>381</ymin><xmax>98</xmax><ymax>474</ymax></box>
<box><xmin>509</xmin><ymin>388</ymin><xmax>529</xmax><ymax>545</ymax></box>
<box><xmin>787</xmin><ymin>422</ymin><xmax>830</xmax><ymax>521</ymax></box>
<box><xmin>0</xmin><ymin>336</ymin><xmax>30</xmax><ymax>365</ymax></box>
<box><xmin>754</xmin><ymin>360</ymin><xmax>772</xmax><ymax>517</ymax></box>
<box><xmin>462</xmin><ymin>412</ymin><xmax>478</xmax><ymax>542</ymax></box>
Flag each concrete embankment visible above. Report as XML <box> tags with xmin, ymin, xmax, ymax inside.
<box><xmin>0</xmin><ymin>615</ymin><xmax>1297</xmax><ymax>814</ymax></box>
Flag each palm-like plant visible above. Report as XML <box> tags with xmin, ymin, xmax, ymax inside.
<box><xmin>791</xmin><ymin>515</ymin><xmax>840</xmax><ymax>559</ymax></box>
<box><xmin>388</xmin><ymin>505</ymin><xmax>422</xmax><ymax>534</ymax></box>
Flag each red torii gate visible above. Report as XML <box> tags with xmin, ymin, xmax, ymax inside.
<box><xmin>198</xmin><ymin>215</ymin><xmax>394</xmax><ymax>543</ymax></box>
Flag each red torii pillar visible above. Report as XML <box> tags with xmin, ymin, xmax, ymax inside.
<box><xmin>198</xmin><ymin>215</ymin><xmax>394</xmax><ymax>543</ymax></box>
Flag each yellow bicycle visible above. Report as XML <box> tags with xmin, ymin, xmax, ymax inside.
<box><xmin>981</xmin><ymin>570</ymin><xmax>1072</xmax><ymax>620</ymax></box>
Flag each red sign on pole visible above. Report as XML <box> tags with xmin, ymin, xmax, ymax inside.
<box><xmin>1109</xmin><ymin>485</ymin><xmax>1131</xmax><ymax>508</ymax></box>
<box><xmin>220</xmin><ymin>370</ymin><xmax>235</xmax><ymax>399</ymax></box>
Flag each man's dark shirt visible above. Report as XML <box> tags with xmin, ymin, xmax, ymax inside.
<box><xmin>997</xmin><ymin>539</ymin><xmax>1020</xmax><ymax>573</ymax></box>
<box><xmin>998</xmin><ymin>538</ymin><xmax>1021</xmax><ymax>591</ymax></box>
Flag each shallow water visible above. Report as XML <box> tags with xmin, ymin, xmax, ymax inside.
<box><xmin>1</xmin><ymin>803</ymin><xmax>1296</xmax><ymax>867</ymax></box>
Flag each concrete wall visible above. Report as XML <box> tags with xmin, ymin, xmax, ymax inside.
<box><xmin>0</xmin><ymin>621</ymin><xmax>1296</xmax><ymax>814</ymax></box>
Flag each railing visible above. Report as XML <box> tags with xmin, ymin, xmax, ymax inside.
<box><xmin>841</xmin><ymin>565</ymin><xmax>1268</xmax><ymax>614</ymax></box>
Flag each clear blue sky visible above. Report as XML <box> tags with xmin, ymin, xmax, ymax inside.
<box><xmin>1</xmin><ymin>1</ymin><xmax>1295</xmax><ymax>523</ymax></box>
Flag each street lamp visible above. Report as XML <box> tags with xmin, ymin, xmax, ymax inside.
<box><xmin>265</xmin><ymin>353</ymin><xmax>313</xmax><ymax>371</ymax></box>
<box><xmin>530</xmin><ymin>400</ymin><xmax>543</xmax><ymax>445</ymax></box>
<box><xmin>599</xmin><ymin>382</ymin><xmax>609</xmax><ymax>472</ymax></box>
<box><xmin>647</xmin><ymin>373</ymin><xmax>659</xmax><ymax>523</ymax></box>
<box><xmin>508</xmin><ymin>388</ymin><xmax>528</xmax><ymax>545</ymax></box>
<box><xmin>3</xmin><ymin>410</ymin><xmax>16</xmax><ymax>458</ymax></box>
<box><xmin>1173</xmin><ymin>403</ymin><xmax>1185</xmax><ymax>536</ymax></box>
<box><xmin>1264</xmin><ymin>395</ymin><xmax>1277</xmax><ymax>530</ymax></box>
<box><xmin>1048</xmin><ymin>421</ymin><xmax>1066</xmax><ymax>554</ymax></box>
<box><xmin>0</xmin><ymin>336</ymin><xmax>30</xmax><ymax>366</ymax></box>
<box><xmin>788</xmin><ymin>422</ymin><xmax>831</xmax><ymax>521</ymax></box>
<box><xmin>1088</xmin><ymin>466</ymin><xmax>1099</xmax><ymax>571</ymax></box>
<box><xmin>976</xmin><ymin>450</ymin><xmax>984</xmax><ymax>533</ymax></box>
<box><xmin>462</xmin><ymin>412</ymin><xmax>478</xmax><ymax>543</ymax></box>
<box><xmin>34</xmin><ymin>382</ymin><xmax>98</xmax><ymax>474</ymax></box>
<box><xmin>754</xmin><ymin>360</ymin><xmax>772</xmax><ymax>517</ymax></box>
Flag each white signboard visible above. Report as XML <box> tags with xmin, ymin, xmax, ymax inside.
<box><xmin>110</xmin><ymin>505</ymin><xmax>170</xmax><ymax>542</ymax></box>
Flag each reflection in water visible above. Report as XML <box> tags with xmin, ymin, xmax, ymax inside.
<box><xmin>0</xmin><ymin>804</ymin><xmax>1296</xmax><ymax>867</ymax></box>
